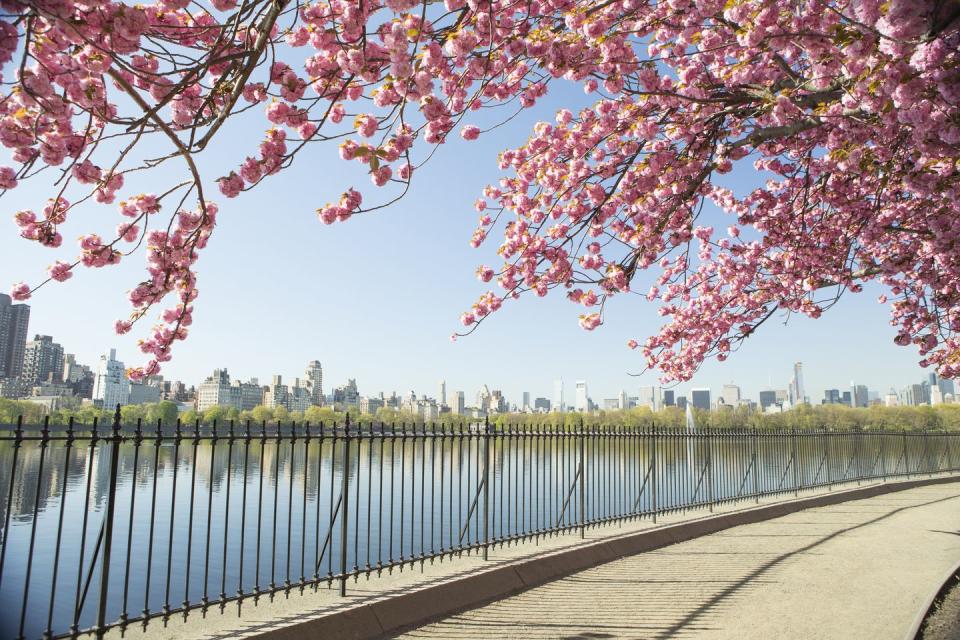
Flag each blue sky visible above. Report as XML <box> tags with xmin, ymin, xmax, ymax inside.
<box><xmin>0</xmin><ymin>80</ymin><xmax>929</xmax><ymax>406</ymax></box>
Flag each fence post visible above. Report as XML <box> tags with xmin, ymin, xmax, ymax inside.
<box><xmin>707</xmin><ymin>428</ymin><xmax>714</xmax><ymax>512</ymax></box>
<box><xmin>578</xmin><ymin>419</ymin><xmax>586</xmax><ymax>539</ymax></box>
<box><xmin>483</xmin><ymin>416</ymin><xmax>491</xmax><ymax>561</ymax></box>
<box><xmin>879</xmin><ymin>428</ymin><xmax>886</xmax><ymax>481</ymax></box>
<box><xmin>947</xmin><ymin>430</ymin><xmax>955</xmax><ymax>472</ymax></box>
<box><xmin>96</xmin><ymin>405</ymin><xmax>123</xmax><ymax>638</ymax></box>
<box><xmin>339</xmin><ymin>415</ymin><xmax>351</xmax><ymax>597</ymax></box>
<box><xmin>903</xmin><ymin>430</ymin><xmax>910</xmax><ymax>479</ymax></box>
<box><xmin>792</xmin><ymin>428</ymin><xmax>799</xmax><ymax>497</ymax></box>
<box><xmin>752</xmin><ymin>428</ymin><xmax>760</xmax><ymax>503</ymax></box>
<box><xmin>826</xmin><ymin>429</ymin><xmax>833</xmax><ymax>490</ymax></box>
<box><xmin>651</xmin><ymin>424</ymin><xmax>658</xmax><ymax>523</ymax></box>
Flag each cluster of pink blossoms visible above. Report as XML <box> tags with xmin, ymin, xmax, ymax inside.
<box><xmin>1</xmin><ymin>0</ymin><xmax>958</xmax><ymax>383</ymax></box>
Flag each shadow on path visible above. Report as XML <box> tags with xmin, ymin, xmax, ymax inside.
<box><xmin>393</xmin><ymin>490</ymin><xmax>960</xmax><ymax>639</ymax></box>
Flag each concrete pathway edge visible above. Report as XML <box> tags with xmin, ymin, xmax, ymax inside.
<box><xmin>904</xmin><ymin>557</ymin><xmax>960</xmax><ymax>640</ymax></box>
<box><xmin>247</xmin><ymin>474</ymin><xmax>960</xmax><ymax>640</ymax></box>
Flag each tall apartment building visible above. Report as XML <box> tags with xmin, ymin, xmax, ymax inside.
<box><xmin>575</xmin><ymin>381</ymin><xmax>588</xmax><ymax>412</ymax></box>
<box><xmin>662</xmin><ymin>389</ymin><xmax>675</xmax><ymax>407</ymax></box>
<box><xmin>287</xmin><ymin>379</ymin><xmax>313</xmax><ymax>412</ymax></box>
<box><xmin>305</xmin><ymin>360</ymin><xmax>323</xmax><ymax>406</ymax></box>
<box><xmin>851</xmin><ymin>383</ymin><xmax>870</xmax><ymax>408</ymax></box>
<box><xmin>21</xmin><ymin>335</ymin><xmax>65</xmax><ymax>384</ymax></box>
<box><xmin>553</xmin><ymin>380</ymin><xmax>564</xmax><ymax>413</ymax></box>
<box><xmin>720</xmin><ymin>384</ymin><xmax>741</xmax><ymax>406</ymax></box>
<box><xmin>333</xmin><ymin>378</ymin><xmax>359</xmax><ymax>408</ymax></box>
<box><xmin>93</xmin><ymin>349</ymin><xmax>130</xmax><ymax>408</ymax></box>
<box><xmin>0</xmin><ymin>294</ymin><xmax>30</xmax><ymax>379</ymax></box>
<box><xmin>453</xmin><ymin>390</ymin><xmax>465</xmax><ymax>415</ymax></box>
<box><xmin>438</xmin><ymin>380</ymin><xmax>447</xmax><ymax>407</ymax></box>
<box><xmin>690</xmin><ymin>388</ymin><xmax>711</xmax><ymax>411</ymax></box>
<box><xmin>264</xmin><ymin>375</ymin><xmax>289</xmax><ymax>409</ymax></box>
<box><xmin>638</xmin><ymin>386</ymin><xmax>659</xmax><ymax>411</ymax></box>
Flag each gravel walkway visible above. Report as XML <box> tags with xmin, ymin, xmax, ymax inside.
<box><xmin>394</xmin><ymin>484</ymin><xmax>960</xmax><ymax>640</ymax></box>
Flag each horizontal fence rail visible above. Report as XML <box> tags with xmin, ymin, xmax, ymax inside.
<box><xmin>0</xmin><ymin>412</ymin><xmax>958</xmax><ymax>640</ymax></box>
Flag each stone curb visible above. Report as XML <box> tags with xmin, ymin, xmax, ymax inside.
<box><xmin>904</xmin><ymin>557</ymin><xmax>960</xmax><ymax>640</ymax></box>
<box><xmin>244</xmin><ymin>474</ymin><xmax>960</xmax><ymax>640</ymax></box>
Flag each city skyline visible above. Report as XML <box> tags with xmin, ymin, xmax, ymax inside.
<box><xmin>0</xmin><ymin>293</ymin><xmax>954</xmax><ymax>417</ymax></box>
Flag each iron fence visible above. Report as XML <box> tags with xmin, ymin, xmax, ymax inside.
<box><xmin>0</xmin><ymin>410</ymin><xmax>957</xmax><ymax>640</ymax></box>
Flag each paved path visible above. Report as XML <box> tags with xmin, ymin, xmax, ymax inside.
<box><xmin>393</xmin><ymin>483</ymin><xmax>960</xmax><ymax>640</ymax></box>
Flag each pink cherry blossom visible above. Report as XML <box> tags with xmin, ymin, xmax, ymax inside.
<box><xmin>1</xmin><ymin>0</ymin><xmax>958</xmax><ymax>382</ymax></box>
<box><xmin>10</xmin><ymin>282</ymin><xmax>30</xmax><ymax>301</ymax></box>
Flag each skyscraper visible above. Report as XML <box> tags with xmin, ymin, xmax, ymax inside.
<box><xmin>21</xmin><ymin>335</ymin><xmax>65</xmax><ymax>384</ymax></box>
<box><xmin>575</xmin><ymin>381</ymin><xmax>588</xmax><ymax>412</ymax></box>
<box><xmin>618</xmin><ymin>389</ymin><xmax>627</xmax><ymax>409</ymax></box>
<box><xmin>637</xmin><ymin>387</ymin><xmax>660</xmax><ymax>411</ymax></box>
<box><xmin>940</xmin><ymin>376</ymin><xmax>956</xmax><ymax>399</ymax></box>
<box><xmin>0</xmin><ymin>293</ymin><xmax>30</xmax><ymax>379</ymax></box>
<box><xmin>662</xmin><ymin>389</ymin><xmax>675</xmax><ymax>407</ymax></box>
<box><xmin>553</xmin><ymin>380</ymin><xmax>564</xmax><ymax>412</ymax></box>
<box><xmin>690</xmin><ymin>388</ymin><xmax>711</xmax><ymax>411</ymax></box>
<box><xmin>522</xmin><ymin>391</ymin><xmax>530</xmax><ymax>411</ymax></box>
<box><xmin>454</xmin><ymin>390</ymin><xmax>465</xmax><ymax>415</ymax></box>
<box><xmin>304</xmin><ymin>360</ymin><xmax>323</xmax><ymax>406</ymax></box>
<box><xmin>788</xmin><ymin>362</ymin><xmax>806</xmax><ymax>405</ymax></box>
<box><xmin>851</xmin><ymin>383</ymin><xmax>869</xmax><ymax>408</ymax></box>
<box><xmin>759</xmin><ymin>390</ymin><xmax>777</xmax><ymax>410</ymax></box>
<box><xmin>93</xmin><ymin>349</ymin><xmax>130</xmax><ymax>408</ymax></box>
<box><xmin>439</xmin><ymin>379</ymin><xmax>447</xmax><ymax>407</ymax></box>
<box><xmin>720</xmin><ymin>383</ymin><xmax>741</xmax><ymax>406</ymax></box>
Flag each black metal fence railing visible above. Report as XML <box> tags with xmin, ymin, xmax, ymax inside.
<box><xmin>0</xmin><ymin>410</ymin><xmax>957</xmax><ymax>640</ymax></box>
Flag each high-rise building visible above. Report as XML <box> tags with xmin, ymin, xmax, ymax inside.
<box><xmin>21</xmin><ymin>335</ymin><xmax>65</xmax><ymax>384</ymax></box>
<box><xmin>522</xmin><ymin>391</ymin><xmax>530</xmax><ymax>411</ymax></box>
<box><xmin>938</xmin><ymin>376</ymin><xmax>956</xmax><ymax>399</ymax></box>
<box><xmin>439</xmin><ymin>380</ymin><xmax>447</xmax><ymax>407</ymax></box>
<box><xmin>618</xmin><ymin>389</ymin><xmax>627</xmax><ymax>410</ymax></box>
<box><xmin>823</xmin><ymin>389</ymin><xmax>841</xmax><ymax>404</ymax></box>
<box><xmin>720</xmin><ymin>384</ymin><xmax>741</xmax><ymax>406</ymax></box>
<box><xmin>93</xmin><ymin>349</ymin><xmax>130</xmax><ymax>408</ymax></box>
<box><xmin>662</xmin><ymin>390</ymin><xmax>675</xmax><ymax>407</ymax></box>
<box><xmin>789</xmin><ymin>362</ymin><xmax>806</xmax><ymax>405</ymax></box>
<box><xmin>676</xmin><ymin>396</ymin><xmax>688</xmax><ymax>410</ymax></box>
<box><xmin>638</xmin><ymin>386</ymin><xmax>659</xmax><ymax>411</ymax></box>
<box><xmin>575</xmin><ymin>381</ymin><xmax>588</xmax><ymax>412</ymax></box>
<box><xmin>129</xmin><ymin>383</ymin><xmax>161</xmax><ymax>404</ymax></box>
<box><xmin>553</xmin><ymin>380</ymin><xmax>564</xmax><ymax>412</ymax></box>
<box><xmin>0</xmin><ymin>293</ymin><xmax>30</xmax><ymax>379</ymax></box>
<box><xmin>931</xmin><ymin>386</ymin><xmax>944</xmax><ymax>405</ymax></box>
<box><xmin>884</xmin><ymin>389</ymin><xmax>899</xmax><ymax>407</ymax></box>
<box><xmin>851</xmin><ymin>383</ymin><xmax>869</xmax><ymax>408</ymax></box>
<box><xmin>454</xmin><ymin>390</ymin><xmax>465</xmax><ymax>415</ymax></box>
<box><xmin>759</xmin><ymin>390</ymin><xmax>777</xmax><ymax>410</ymax></box>
<box><xmin>288</xmin><ymin>378</ymin><xmax>313</xmax><ymax>412</ymax></box>
<box><xmin>304</xmin><ymin>360</ymin><xmax>323</xmax><ymax>406</ymax></box>
<box><xmin>264</xmin><ymin>374</ymin><xmax>289</xmax><ymax>409</ymax></box>
<box><xmin>534</xmin><ymin>397</ymin><xmax>550</xmax><ymax>411</ymax></box>
<box><xmin>197</xmin><ymin>368</ymin><xmax>261</xmax><ymax>411</ymax></box>
<box><xmin>690</xmin><ymin>388</ymin><xmax>711</xmax><ymax>411</ymax></box>
<box><xmin>359</xmin><ymin>396</ymin><xmax>383</xmax><ymax>415</ymax></box>
<box><xmin>333</xmin><ymin>378</ymin><xmax>359</xmax><ymax>408</ymax></box>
